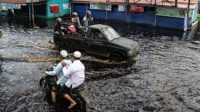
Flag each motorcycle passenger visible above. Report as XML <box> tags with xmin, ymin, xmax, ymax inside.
<box><xmin>54</xmin><ymin>18</ymin><xmax>64</xmax><ymax>36</ymax></box>
<box><xmin>45</xmin><ymin>50</ymin><xmax>72</xmax><ymax>104</ymax></box>
<box><xmin>83</xmin><ymin>10</ymin><xmax>93</xmax><ymax>30</ymax></box>
<box><xmin>71</xmin><ymin>12</ymin><xmax>83</xmax><ymax>34</ymax></box>
<box><xmin>59</xmin><ymin>51</ymin><xmax>85</xmax><ymax>109</ymax></box>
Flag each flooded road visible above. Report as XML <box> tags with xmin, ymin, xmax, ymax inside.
<box><xmin>0</xmin><ymin>24</ymin><xmax>55</xmax><ymax>112</ymax></box>
<box><xmin>0</xmin><ymin>21</ymin><xmax>200</xmax><ymax>112</ymax></box>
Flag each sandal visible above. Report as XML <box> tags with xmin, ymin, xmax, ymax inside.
<box><xmin>68</xmin><ymin>103</ymin><xmax>77</xmax><ymax>109</ymax></box>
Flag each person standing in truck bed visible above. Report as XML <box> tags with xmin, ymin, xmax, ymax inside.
<box><xmin>71</xmin><ymin>12</ymin><xmax>84</xmax><ymax>34</ymax></box>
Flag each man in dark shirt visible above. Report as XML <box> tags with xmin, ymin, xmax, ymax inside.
<box><xmin>54</xmin><ymin>18</ymin><xmax>64</xmax><ymax>35</ymax></box>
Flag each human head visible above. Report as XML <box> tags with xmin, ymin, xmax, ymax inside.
<box><xmin>86</xmin><ymin>10</ymin><xmax>91</xmax><ymax>16</ymax></box>
<box><xmin>67</xmin><ymin>22</ymin><xmax>72</xmax><ymax>26</ymax></box>
<box><xmin>72</xmin><ymin>12</ymin><xmax>78</xmax><ymax>17</ymax></box>
<box><xmin>60</xmin><ymin>50</ymin><xmax>68</xmax><ymax>58</ymax></box>
<box><xmin>56</xmin><ymin>18</ymin><xmax>62</xmax><ymax>23</ymax></box>
<box><xmin>73</xmin><ymin>51</ymin><xmax>81</xmax><ymax>60</ymax></box>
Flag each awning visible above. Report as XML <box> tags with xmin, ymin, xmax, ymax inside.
<box><xmin>0</xmin><ymin>0</ymin><xmax>46</xmax><ymax>4</ymax></box>
<box><xmin>72</xmin><ymin>0</ymin><xmax>198</xmax><ymax>9</ymax></box>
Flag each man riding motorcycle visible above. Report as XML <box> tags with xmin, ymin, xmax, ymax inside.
<box><xmin>45</xmin><ymin>51</ymin><xmax>85</xmax><ymax>109</ymax></box>
<box><xmin>59</xmin><ymin>51</ymin><xmax>85</xmax><ymax>109</ymax></box>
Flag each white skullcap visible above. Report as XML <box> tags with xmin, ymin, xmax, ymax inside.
<box><xmin>72</xmin><ymin>12</ymin><xmax>78</xmax><ymax>16</ymax></box>
<box><xmin>73</xmin><ymin>51</ymin><xmax>81</xmax><ymax>58</ymax></box>
<box><xmin>60</xmin><ymin>50</ymin><xmax>68</xmax><ymax>58</ymax></box>
<box><xmin>87</xmin><ymin>11</ymin><xmax>91</xmax><ymax>15</ymax></box>
<box><xmin>57</xmin><ymin>18</ymin><xmax>62</xmax><ymax>22</ymax></box>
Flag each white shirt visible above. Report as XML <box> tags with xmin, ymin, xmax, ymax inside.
<box><xmin>56</xmin><ymin>59</ymin><xmax>72</xmax><ymax>86</ymax></box>
<box><xmin>83</xmin><ymin>15</ymin><xmax>93</xmax><ymax>27</ymax></box>
<box><xmin>62</xmin><ymin>60</ymin><xmax>85</xmax><ymax>89</ymax></box>
<box><xmin>71</xmin><ymin>17</ymin><xmax>82</xmax><ymax>29</ymax></box>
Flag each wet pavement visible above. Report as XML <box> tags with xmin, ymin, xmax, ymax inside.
<box><xmin>0</xmin><ymin>20</ymin><xmax>200</xmax><ymax>112</ymax></box>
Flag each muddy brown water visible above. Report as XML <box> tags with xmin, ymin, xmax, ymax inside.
<box><xmin>0</xmin><ymin>21</ymin><xmax>200</xmax><ymax>112</ymax></box>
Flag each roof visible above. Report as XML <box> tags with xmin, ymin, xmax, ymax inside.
<box><xmin>72</xmin><ymin>0</ymin><xmax>198</xmax><ymax>9</ymax></box>
<box><xmin>156</xmin><ymin>0</ymin><xmax>198</xmax><ymax>9</ymax></box>
<box><xmin>0</xmin><ymin>0</ymin><xmax>46</xmax><ymax>4</ymax></box>
<box><xmin>89</xmin><ymin>24</ymin><xmax>111</xmax><ymax>29</ymax></box>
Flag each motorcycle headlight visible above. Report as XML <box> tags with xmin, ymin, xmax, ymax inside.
<box><xmin>128</xmin><ymin>50</ymin><xmax>133</xmax><ymax>55</ymax></box>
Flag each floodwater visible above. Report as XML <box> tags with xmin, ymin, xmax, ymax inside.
<box><xmin>0</xmin><ymin>19</ymin><xmax>200</xmax><ymax>112</ymax></box>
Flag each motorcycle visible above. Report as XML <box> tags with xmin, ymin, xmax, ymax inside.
<box><xmin>39</xmin><ymin>66</ymin><xmax>86</xmax><ymax>112</ymax></box>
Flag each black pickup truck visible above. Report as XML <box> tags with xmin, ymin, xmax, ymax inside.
<box><xmin>54</xmin><ymin>24</ymin><xmax>140</xmax><ymax>62</ymax></box>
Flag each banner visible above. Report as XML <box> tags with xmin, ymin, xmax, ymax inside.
<box><xmin>50</xmin><ymin>4</ymin><xmax>59</xmax><ymax>13</ymax></box>
<box><xmin>129</xmin><ymin>6</ymin><xmax>144</xmax><ymax>13</ymax></box>
<box><xmin>118</xmin><ymin>5</ymin><xmax>125</xmax><ymax>11</ymax></box>
<box><xmin>63</xmin><ymin>3</ymin><xmax>70</xmax><ymax>10</ymax></box>
<box><xmin>0</xmin><ymin>3</ymin><xmax>21</xmax><ymax>10</ymax></box>
<box><xmin>26</xmin><ymin>0</ymin><xmax>39</xmax><ymax>2</ymax></box>
<box><xmin>90</xmin><ymin>3</ymin><xmax>111</xmax><ymax>11</ymax></box>
<box><xmin>156</xmin><ymin>8</ymin><xmax>186</xmax><ymax>18</ymax></box>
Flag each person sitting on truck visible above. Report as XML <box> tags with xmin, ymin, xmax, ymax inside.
<box><xmin>97</xmin><ymin>32</ymin><xmax>104</xmax><ymax>40</ymax></box>
<box><xmin>92</xmin><ymin>30</ymin><xmax>104</xmax><ymax>40</ymax></box>
<box><xmin>54</xmin><ymin>18</ymin><xmax>64</xmax><ymax>35</ymax></box>
<box><xmin>71</xmin><ymin>12</ymin><xmax>83</xmax><ymax>34</ymax></box>
<box><xmin>66</xmin><ymin>22</ymin><xmax>76</xmax><ymax>35</ymax></box>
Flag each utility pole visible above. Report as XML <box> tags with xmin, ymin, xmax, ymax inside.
<box><xmin>106</xmin><ymin>0</ymin><xmax>109</xmax><ymax>21</ymax></box>
<box><xmin>187</xmin><ymin>0</ymin><xmax>191</xmax><ymax>29</ymax></box>
<box><xmin>31</xmin><ymin>0</ymin><xmax>36</xmax><ymax>27</ymax></box>
<box><xmin>127</xmin><ymin>0</ymin><xmax>130</xmax><ymax>23</ymax></box>
<box><xmin>153</xmin><ymin>0</ymin><xmax>157</xmax><ymax>35</ymax></box>
<box><xmin>183</xmin><ymin>0</ymin><xmax>191</xmax><ymax>32</ymax></box>
<box><xmin>175</xmin><ymin>0</ymin><xmax>178</xmax><ymax>7</ymax></box>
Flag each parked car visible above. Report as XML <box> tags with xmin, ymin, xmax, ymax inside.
<box><xmin>54</xmin><ymin>24</ymin><xmax>140</xmax><ymax>62</ymax></box>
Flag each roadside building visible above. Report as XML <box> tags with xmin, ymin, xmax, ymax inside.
<box><xmin>71</xmin><ymin>0</ymin><xmax>199</xmax><ymax>31</ymax></box>
<box><xmin>0</xmin><ymin>0</ymin><xmax>71</xmax><ymax>19</ymax></box>
<box><xmin>0</xmin><ymin>0</ymin><xmax>46</xmax><ymax>26</ymax></box>
<box><xmin>31</xmin><ymin>0</ymin><xmax>71</xmax><ymax>19</ymax></box>
<box><xmin>197</xmin><ymin>3</ymin><xmax>200</xmax><ymax>21</ymax></box>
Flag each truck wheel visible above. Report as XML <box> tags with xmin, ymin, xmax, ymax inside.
<box><xmin>110</xmin><ymin>53</ymin><xmax>123</xmax><ymax>62</ymax></box>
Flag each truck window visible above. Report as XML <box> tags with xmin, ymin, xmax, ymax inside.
<box><xmin>103</xmin><ymin>27</ymin><xmax>120</xmax><ymax>41</ymax></box>
<box><xmin>90</xmin><ymin>29</ymin><xmax>105</xmax><ymax>41</ymax></box>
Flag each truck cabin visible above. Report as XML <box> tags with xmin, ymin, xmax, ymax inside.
<box><xmin>87</xmin><ymin>24</ymin><xmax>120</xmax><ymax>41</ymax></box>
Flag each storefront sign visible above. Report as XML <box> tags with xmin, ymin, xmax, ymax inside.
<box><xmin>50</xmin><ymin>4</ymin><xmax>59</xmax><ymax>13</ymax></box>
<box><xmin>26</xmin><ymin>0</ymin><xmax>39</xmax><ymax>2</ymax></box>
<box><xmin>118</xmin><ymin>5</ymin><xmax>125</xmax><ymax>11</ymax></box>
<box><xmin>129</xmin><ymin>6</ymin><xmax>144</xmax><ymax>13</ymax></box>
<box><xmin>90</xmin><ymin>3</ymin><xmax>111</xmax><ymax>11</ymax></box>
<box><xmin>156</xmin><ymin>8</ymin><xmax>186</xmax><ymax>18</ymax></box>
<box><xmin>63</xmin><ymin>3</ymin><xmax>70</xmax><ymax>10</ymax></box>
<box><xmin>0</xmin><ymin>3</ymin><xmax>21</xmax><ymax>10</ymax></box>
